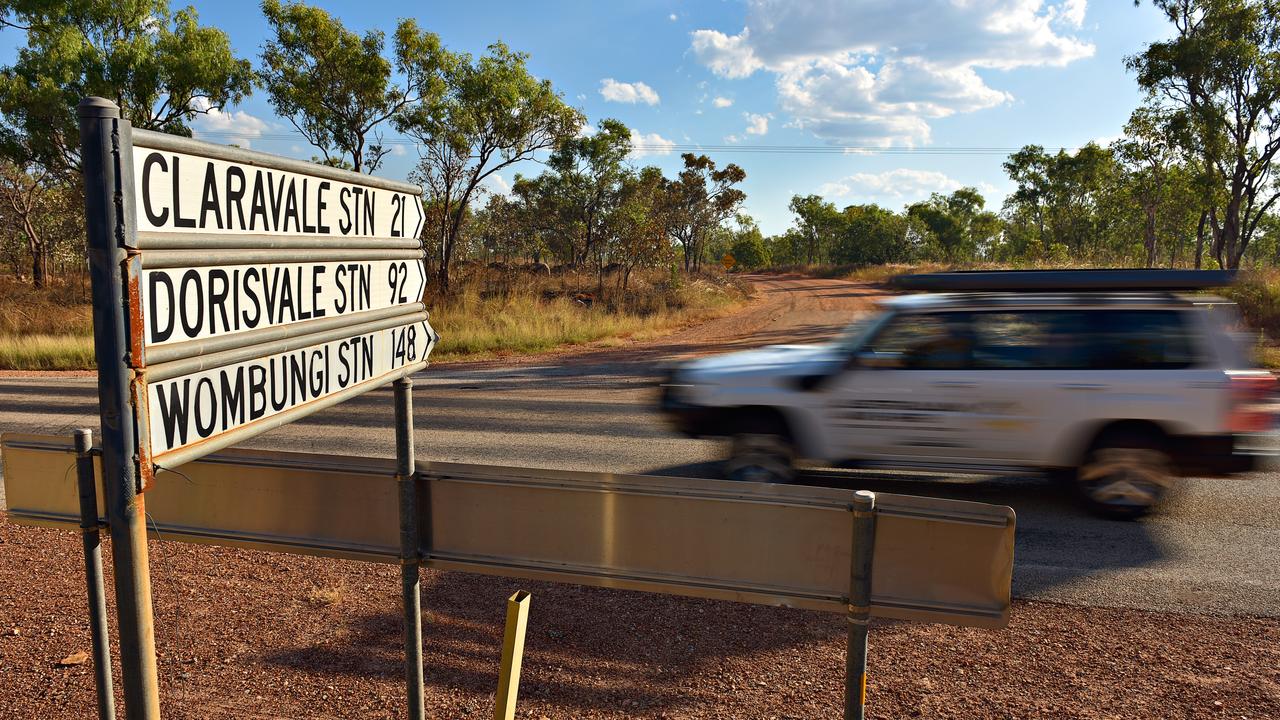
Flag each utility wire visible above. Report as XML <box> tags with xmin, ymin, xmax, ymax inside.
<box><xmin>188</xmin><ymin>129</ymin><xmax>1077</xmax><ymax>156</ymax></box>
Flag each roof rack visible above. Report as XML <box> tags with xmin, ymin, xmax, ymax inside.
<box><xmin>888</xmin><ymin>269</ymin><xmax>1236</xmax><ymax>292</ymax></box>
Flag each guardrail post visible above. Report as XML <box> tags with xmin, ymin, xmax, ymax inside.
<box><xmin>493</xmin><ymin>591</ymin><xmax>531</xmax><ymax>720</ymax></box>
<box><xmin>74</xmin><ymin>429</ymin><xmax>116</xmax><ymax>720</ymax></box>
<box><xmin>395</xmin><ymin>376</ymin><xmax>425</xmax><ymax>720</ymax></box>
<box><xmin>846</xmin><ymin>490</ymin><xmax>876</xmax><ymax>720</ymax></box>
<box><xmin>78</xmin><ymin>95</ymin><xmax>161</xmax><ymax>720</ymax></box>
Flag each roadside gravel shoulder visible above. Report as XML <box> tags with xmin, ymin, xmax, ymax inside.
<box><xmin>2</xmin><ymin>513</ymin><xmax>1276</xmax><ymax>719</ymax></box>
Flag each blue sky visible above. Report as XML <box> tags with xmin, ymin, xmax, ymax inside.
<box><xmin>1</xmin><ymin>1</ymin><xmax>1175</xmax><ymax>235</ymax></box>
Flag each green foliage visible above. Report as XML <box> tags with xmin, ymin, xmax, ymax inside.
<box><xmin>396</xmin><ymin>40</ymin><xmax>582</xmax><ymax>290</ymax></box>
<box><xmin>729</xmin><ymin>233</ymin><xmax>770</xmax><ymax>270</ymax></box>
<box><xmin>260</xmin><ymin>0</ymin><xmax>442</xmax><ymax>173</ymax></box>
<box><xmin>1128</xmin><ymin>0</ymin><xmax>1280</xmax><ymax>268</ymax></box>
<box><xmin>0</xmin><ymin>0</ymin><xmax>253</xmax><ymax>176</ymax></box>
<box><xmin>515</xmin><ymin>118</ymin><xmax>632</xmax><ymax>268</ymax></box>
<box><xmin>664</xmin><ymin>153</ymin><xmax>747</xmax><ymax>271</ymax></box>
<box><xmin>788</xmin><ymin>194</ymin><xmax>840</xmax><ymax>264</ymax></box>
<box><xmin>907</xmin><ymin>188</ymin><xmax>999</xmax><ymax>262</ymax></box>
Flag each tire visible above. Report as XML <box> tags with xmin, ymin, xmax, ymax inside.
<box><xmin>725</xmin><ymin>432</ymin><xmax>796</xmax><ymax>484</ymax></box>
<box><xmin>1074</xmin><ymin>432</ymin><xmax>1173</xmax><ymax>520</ymax></box>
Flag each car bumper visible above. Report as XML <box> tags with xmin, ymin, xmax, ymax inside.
<box><xmin>658</xmin><ymin>382</ymin><xmax>718</xmax><ymax>437</ymax></box>
<box><xmin>1174</xmin><ymin>434</ymin><xmax>1276</xmax><ymax>476</ymax></box>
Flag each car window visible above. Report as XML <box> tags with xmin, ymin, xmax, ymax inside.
<box><xmin>970</xmin><ymin>311</ymin><xmax>1092</xmax><ymax>369</ymax></box>
<box><xmin>863</xmin><ymin>313</ymin><xmax>971</xmax><ymax>369</ymax></box>
<box><xmin>1086</xmin><ymin>310</ymin><xmax>1197</xmax><ymax>369</ymax></box>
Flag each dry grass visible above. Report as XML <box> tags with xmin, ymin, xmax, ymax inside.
<box><xmin>0</xmin><ymin>276</ymin><xmax>93</xmax><ymax>335</ymax></box>
<box><xmin>305</xmin><ymin>583</ymin><xmax>347</xmax><ymax>607</ymax></box>
<box><xmin>428</xmin><ymin>268</ymin><xmax>747</xmax><ymax>361</ymax></box>
<box><xmin>0</xmin><ymin>269</ymin><xmax>748</xmax><ymax>370</ymax></box>
<box><xmin>0</xmin><ymin>334</ymin><xmax>95</xmax><ymax>370</ymax></box>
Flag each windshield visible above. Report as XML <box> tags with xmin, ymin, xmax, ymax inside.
<box><xmin>831</xmin><ymin>311</ymin><xmax>887</xmax><ymax>353</ymax></box>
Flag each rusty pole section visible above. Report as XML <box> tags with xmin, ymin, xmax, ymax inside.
<box><xmin>395</xmin><ymin>377</ymin><xmax>426</xmax><ymax>720</ymax></box>
<box><xmin>78</xmin><ymin>96</ymin><xmax>162</xmax><ymax>720</ymax></box>
<box><xmin>845</xmin><ymin>490</ymin><xmax>876</xmax><ymax>720</ymax></box>
<box><xmin>74</xmin><ymin>429</ymin><xmax>116</xmax><ymax>720</ymax></box>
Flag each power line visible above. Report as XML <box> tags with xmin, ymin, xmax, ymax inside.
<box><xmin>188</xmin><ymin>129</ymin><xmax>1078</xmax><ymax>156</ymax></box>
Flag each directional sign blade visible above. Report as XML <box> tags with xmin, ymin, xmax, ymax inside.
<box><xmin>146</xmin><ymin>318</ymin><xmax>436</xmax><ymax>458</ymax></box>
<box><xmin>141</xmin><ymin>259</ymin><xmax>429</xmax><ymax>348</ymax></box>
<box><xmin>133</xmin><ymin>147</ymin><xmax>421</xmax><ymax>239</ymax></box>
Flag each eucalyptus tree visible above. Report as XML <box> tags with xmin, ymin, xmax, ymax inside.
<box><xmin>260</xmin><ymin>0</ymin><xmax>444</xmax><ymax>173</ymax></box>
<box><xmin>664</xmin><ymin>153</ymin><xmax>746</xmax><ymax>272</ymax></box>
<box><xmin>396</xmin><ymin>42</ymin><xmax>581</xmax><ymax>291</ymax></box>
<box><xmin>0</xmin><ymin>0</ymin><xmax>253</xmax><ymax>285</ymax></box>
<box><xmin>1129</xmin><ymin>0</ymin><xmax>1280</xmax><ymax>268</ymax></box>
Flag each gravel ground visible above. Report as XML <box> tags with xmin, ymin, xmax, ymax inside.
<box><xmin>2</xmin><ymin>513</ymin><xmax>1277</xmax><ymax>719</ymax></box>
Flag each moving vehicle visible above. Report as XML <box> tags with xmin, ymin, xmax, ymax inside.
<box><xmin>659</xmin><ymin>270</ymin><xmax>1276</xmax><ymax>518</ymax></box>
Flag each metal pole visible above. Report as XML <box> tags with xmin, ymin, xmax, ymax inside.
<box><xmin>395</xmin><ymin>377</ymin><xmax>425</xmax><ymax>720</ymax></box>
<box><xmin>75</xmin><ymin>429</ymin><xmax>116</xmax><ymax>720</ymax></box>
<box><xmin>845</xmin><ymin>490</ymin><xmax>876</xmax><ymax>720</ymax></box>
<box><xmin>78</xmin><ymin>96</ymin><xmax>161</xmax><ymax>720</ymax></box>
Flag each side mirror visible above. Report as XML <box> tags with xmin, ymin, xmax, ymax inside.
<box><xmin>854</xmin><ymin>351</ymin><xmax>904</xmax><ymax>369</ymax></box>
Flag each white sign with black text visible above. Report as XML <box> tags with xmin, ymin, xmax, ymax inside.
<box><xmin>142</xmin><ymin>259</ymin><xmax>427</xmax><ymax>347</ymax></box>
<box><xmin>133</xmin><ymin>147</ymin><xmax>425</xmax><ymax>239</ymax></box>
<box><xmin>148</xmin><ymin>321</ymin><xmax>435</xmax><ymax>455</ymax></box>
<box><xmin>127</xmin><ymin>132</ymin><xmax>435</xmax><ymax>465</ymax></box>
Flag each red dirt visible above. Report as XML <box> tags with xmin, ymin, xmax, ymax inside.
<box><xmin>1</xmin><ymin>514</ymin><xmax>1277</xmax><ymax>719</ymax></box>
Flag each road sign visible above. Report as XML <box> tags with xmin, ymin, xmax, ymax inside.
<box><xmin>78</xmin><ymin>98</ymin><xmax>440</xmax><ymax>720</ymax></box>
<box><xmin>85</xmin><ymin>123</ymin><xmax>438</xmax><ymax>474</ymax></box>
<box><xmin>141</xmin><ymin>259</ymin><xmax>428</xmax><ymax>347</ymax></box>
<box><xmin>147</xmin><ymin>320</ymin><xmax>434</xmax><ymax>456</ymax></box>
<box><xmin>133</xmin><ymin>146</ymin><xmax>425</xmax><ymax>239</ymax></box>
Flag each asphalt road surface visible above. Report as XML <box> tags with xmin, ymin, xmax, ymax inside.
<box><xmin>2</xmin><ymin>275</ymin><xmax>1278</xmax><ymax>618</ymax></box>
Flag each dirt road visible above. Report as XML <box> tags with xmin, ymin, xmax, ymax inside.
<box><xmin>2</xmin><ymin>274</ymin><xmax>1279</xmax><ymax>718</ymax></box>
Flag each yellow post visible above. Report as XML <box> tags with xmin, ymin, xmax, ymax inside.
<box><xmin>493</xmin><ymin>591</ymin><xmax>531</xmax><ymax>720</ymax></box>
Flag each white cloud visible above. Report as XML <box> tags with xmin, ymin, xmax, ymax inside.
<box><xmin>690</xmin><ymin>1</ymin><xmax>1094</xmax><ymax>145</ymax></box>
<box><xmin>600</xmin><ymin>78</ymin><xmax>661</xmax><ymax>105</ymax></box>
<box><xmin>712</xmin><ymin>96</ymin><xmax>734</xmax><ymax>108</ymax></box>
<box><xmin>743</xmin><ymin>112</ymin><xmax>770</xmax><ymax>135</ymax></box>
<box><xmin>390</xmin><ymin>143</ymin><xmax>408</xmax><ymax>156</ymax></box>
<box><xmin>189</xmin><ymin>97</ymin><xmax>269</xmax><ymax>148</ymax></box>
<box><xmin>690</xmin><ymin>28</ymin><xmax>763</xmax><ymax>79</ymax></box>
<box><xmin>485</xmin><ymin>173</ymin><xmax>512</xmax><ymax>196</ymax></box>
<box><xmin>1054</xmin><ymin>0</ymin><xmax>1087</xmax><ymax>29</ymax></box>
<box><xmin>818</xmin><ymin>168</ymin><xmax>963</xmax><ymax>202</ymax></box>
<box><xmin>669</xmin><ymin>12</ymin><xmax>678</xmax><ymax>21</ymax></box>
<box><xmin>724</xmin><ymin>134</ymin><xmax>741</xmax><ymax>144</ymax></box>
<box><xmin>630</xmin><ymin>130</ymin><xmax>676</xmax><ymax>157</ymax></box>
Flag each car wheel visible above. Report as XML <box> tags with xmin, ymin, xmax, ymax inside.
<box><xmin>725</xmin><ymin>433</ymin><xmax>795</xmax><ymax>484</ymax></box>
<box><xmin>1075</xmin><ymin>438</ymin><xmax>1173</xmax><ymax>520</ymax></box>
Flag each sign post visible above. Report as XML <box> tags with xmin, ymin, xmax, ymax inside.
<box><xmin>75</xmin><ymin>96</ymin><xmax>436</xmax><ymax>719</ymax></box>
<box><xmin>73</xmin><ymin>429</ymin><xmax>115</xmax><ymax>720</ymax></box>
<box><xmin>78</xmin><ymin>96</ymin><xmax>163</xmax><ymax>720</ymax></box>
<box><xmin>846</xmin><ymin>490</ymin><xmax>876</xmax><ymax>720</ymax></box>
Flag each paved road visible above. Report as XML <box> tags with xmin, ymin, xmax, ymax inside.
<box><xmin>2</xmin><ymin>275</ymin><xmax>1278</xmax><ymax>617</ymax></box>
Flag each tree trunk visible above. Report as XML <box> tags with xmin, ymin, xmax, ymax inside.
<box><xmin>1194</xmin><ymin>210</ymin><xmax>1207</xmax><ymax>269</ymax></box>
<box><xmin>23</xmin><ymin>219</ymin><xmax>46</xmax><ymax>289</ymax></box>
<box><xmin>1143</xmin><ymin>209</ymin><xmax>1158</xmax><ymax>268</ymax></box>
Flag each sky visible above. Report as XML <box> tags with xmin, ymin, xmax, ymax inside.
<box><xmin>0</xmin><ymin>0</ymin><xmax>1177</xmax><ymax>235</ymax></box>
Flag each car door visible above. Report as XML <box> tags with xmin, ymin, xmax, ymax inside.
<box><xmin>824</xmin><ymin>311</ymin><xmax>988</xmax><ymax>465</ymax></box>
<box><xmin>956</xmin><ymin>309</ymin><xmax>1093</xmax><ymax>464</ymax></box>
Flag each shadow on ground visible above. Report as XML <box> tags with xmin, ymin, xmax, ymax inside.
<box><xmin>260</xmin><ymin>570</ymin><xmax>843</xmax><ymax>713</ymax></box>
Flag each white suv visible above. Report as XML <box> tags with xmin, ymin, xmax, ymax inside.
<box><xmin>659</xmin><ymin>270</ymin><xmax>1276</xmax><ymax>518</ymax></box>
